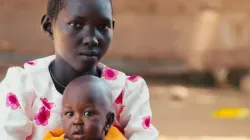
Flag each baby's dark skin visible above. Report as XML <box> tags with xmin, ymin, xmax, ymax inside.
<box><xmin>62</xmin><ymin>75</ymin><xmax>114</xmax><ymax>140</ymax></box>
<box><xmin>41</xmin><ymin>0</ymin><xmax>114</xmax><ymax>93</ymax></box>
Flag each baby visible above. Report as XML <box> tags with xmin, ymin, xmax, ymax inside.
<box><xmin>43</xmin><ymin>75</ymin><xmax>126</xmax><ymax>140</ymax></box>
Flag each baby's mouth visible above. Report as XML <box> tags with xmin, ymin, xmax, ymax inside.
<box><xmin>72</xmin><ymin>128</ymin><xmax>85</xmax><ymax>139</ymax></box>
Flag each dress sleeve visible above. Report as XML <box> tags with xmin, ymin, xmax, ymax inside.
<box><xmin>0</xmin><ymin>67</ymin><xmax>33</xmax><ymax>140</ymax></box>
<box><xmin>119</xmin><ymin>76</ymin><xmax>159</xmax><ymax>140</ymax></box>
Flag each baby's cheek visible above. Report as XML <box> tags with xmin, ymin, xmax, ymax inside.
<box><xmin>84</xmin><ymin>119</ymin><xmax>104</xmax><ymax>136</ymax></box>
<box><xmin>62</xmin><ymin>120</ymin><xmax>72</xmax><ymax>134</ymax></box>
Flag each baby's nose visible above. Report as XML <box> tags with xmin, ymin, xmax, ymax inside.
<box><xmin>73</xmin><ymin>115</ymin><xmax>83</xmax><ymax>125</ymax></box>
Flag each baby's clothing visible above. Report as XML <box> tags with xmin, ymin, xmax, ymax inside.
<box><xmin>43</xmin><ymin>125</ymin><xmax>127</xmax><ymax>140</ymax></box>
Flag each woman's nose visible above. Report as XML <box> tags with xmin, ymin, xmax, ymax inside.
<box><xmin>82</xmin><ymin>36</ymin><xmax>98</xmax><ymax>47</ymax></box>
<box><xmin>82</xmin><ymin>25</ymin><xmax>99</xmax><ymax>47</ymax></box>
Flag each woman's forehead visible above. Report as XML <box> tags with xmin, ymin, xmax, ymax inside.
<box><xmin>63</xmin><ymin>0</ymin><xmax>112</xmax><ymax>19</ymax></box>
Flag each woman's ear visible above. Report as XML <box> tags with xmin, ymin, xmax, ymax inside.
<box><xmin>41</xmin><ymin>14</ymin><xmax>53</xmax><ymax>39</ymax></box>
<box><xmin>112</xmin><ymin>19</ymin><xmax>115</xmax><ymax>29</ymax></box>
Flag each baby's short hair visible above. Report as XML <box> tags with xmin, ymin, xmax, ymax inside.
<box><xmin>63</xmin><ymin>75</ymin><xmax>114</xmax><ymax>112</ymax></box>
<box><xmin>46</xmin><ymin>0</ymin><xmax>113</xmax><ymax>20</ymax></box>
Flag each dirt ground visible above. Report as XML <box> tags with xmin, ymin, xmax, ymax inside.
<box><xmin>147</xmin><ymin>81</ymin><xmax>250</xmax><ymax>140</ymax></box>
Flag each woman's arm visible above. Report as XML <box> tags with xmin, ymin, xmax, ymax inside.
<box><xmin>0</xmin><ymin>67</ymin><xmax>33</xmax><ymax>140</ymax></box>
<box><xmin>119</xmin><ymin>76</ymin><xmax>158</xmax><ymax>140</ymax></box>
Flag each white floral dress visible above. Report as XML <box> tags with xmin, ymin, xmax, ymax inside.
<box><xmin>0</xmin><ymin>55</ymin><xmax>158</xmax><ymax>140</ymax></box>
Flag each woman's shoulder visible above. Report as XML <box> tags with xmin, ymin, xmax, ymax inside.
<box><xmin>2</xmin><ymin>66</ymin><xmax>27</xmax><ymax>83</ymax></box>
<box><xmin>100</xmin><ymin>64</ymin><xmax>147</xmax><ymax>91</ymax></box>
<box><xmin>23</xmin><ymin>55</ymin><xmax>55</xmax><ymax>73</ymax></box>
<box><xmin>1</xmin><ymin>55</ymin><xmax>55</xmax><ymax>87</ymax></box>
<box><xmin>0</xmin><ymin>66</ymin><xmax>32</xmax><ymax>101</ymax></box>
<box><xmin>0</xmin><ymin>56</ymin><xmax>55</xmax><ymax>105</ymax></box>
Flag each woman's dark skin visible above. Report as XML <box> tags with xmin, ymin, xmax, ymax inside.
<box><xmin>41</xmin><ymin>0</ymin><xmax>115</xmax><ymax>94</ymax></box>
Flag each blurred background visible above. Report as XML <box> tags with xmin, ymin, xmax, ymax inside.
<box><xmin>1</xmin><ymin>0</ymin><xmax>250</xmax><ymax>139</ymax></box>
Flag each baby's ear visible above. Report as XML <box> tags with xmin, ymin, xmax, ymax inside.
<box><xmin>41</xmin><ymin>14</ymin><xmax>53</xmax><ymax>39</ymax></box>
<box><xmin>105</xmin><ymin>112</ymin><xmax>114</xmax><ymax>130</ymax></box>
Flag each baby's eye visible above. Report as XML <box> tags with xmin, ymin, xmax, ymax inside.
<box><xmin>69</xmin><ymin>22</ymin><xmax>83</xmax><ymax>28</ymax></box>
<box><xmin>84</xmin><ymin>111</ymin><xmax>93</xmax><ymax>117</ymax></box>
<box><xmin>98</xmin><ymin>24</ymin><xmax>110</xmax><ymax>31</ymax></box>
<box><xmin>65</xmin><ymin>112</ymin><xmax>74</xmax><ymax>118</ymax></box>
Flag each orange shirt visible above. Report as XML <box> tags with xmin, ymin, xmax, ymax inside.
<box><xmin>43</xmin><ymin>126</ymin><xmax>127</xmax><ymax>140</ymax></box>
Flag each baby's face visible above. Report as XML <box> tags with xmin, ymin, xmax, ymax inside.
<box><xmin>62</xmin><ymin>87</ymin><xmax>108</xmax><ymax>140</ymax></box>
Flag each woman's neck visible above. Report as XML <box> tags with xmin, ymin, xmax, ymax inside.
<box><xmin>51</xmin><ymin>56</ymin><xmax>100</xmax><ymax>89</ymax></box>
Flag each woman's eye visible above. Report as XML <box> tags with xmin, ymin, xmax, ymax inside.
<box><xmin>65</xmin><ymin>112</ymin><xmax>74</xmax><ymax>118</ymax></box>
<box><xmin>69</xmin><ymin>22</ymin><xmax>83</xmax><ymax>28</ymax></box>
<box><xmin>84</xmin><ymin>111</ymin><xmax>93</xmax><ymax>117</ymax></box>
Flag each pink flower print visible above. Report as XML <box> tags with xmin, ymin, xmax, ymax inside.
<box><xmin>26</xmin><ymin>135</ymin><xmax>32</xmax><ymax>140</ymax></box>
<box><xmin>40</xmin><ymin>98</ymin><xmax>54</xmax><ymax>110</ymax></box>
<box><xmin>114</xmin><ymin>91</ymin><xmax>125</xmax><ymax>122</ymax></box>
<box><xmin>25</xmin><ymin>61</ymin><xmax>36</xmax><ymax>66</ymax></box>
<box><xmin>6</xmin><ymin>92</ymin><xmax>21</xmax><ymax>110</ymax></box>
<box><xmin>118</xmin><ymin>105</ymin><xmax>125</xmax><ymax>115</ymax></box>
<box><xmin>115</xmin><ymin>91</ymin><xmax>124</xmax><ymax>104</ymax></box>
<box><xmin>102</xmin><ymin>68</ymin><xmax>118</xmax><ymax>80</ymax></box>
<box><xmin>115</xmin><ymin>105</ymin><xmax>125</xmax><ymax>122</ymax></box>
<box><xmin>116</xmin><ymin>114</ymin><xmax>121</xmax><ymax>122</ymax></box>
<box><xmin>34</xmin><ymin>106</ymin><xmax>50</xmax><ymax>126</ymax></box>
<box><xmin>142</xmin><ymin>116</ymin><xmax>151</xmax><ymax>129</ymax></box>
<box><xmin>128</xmin><ymin>75</ymin><xmax>140</xmax><ymax>82</ymax></box>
